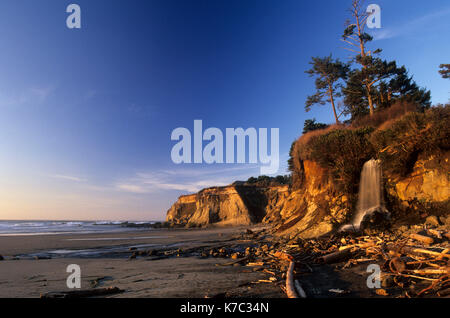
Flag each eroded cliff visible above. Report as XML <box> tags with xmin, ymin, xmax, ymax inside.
<box><xmin>166</xmin><ymin>107</ymin><xmax>450</xmax><ymax>237</ymax></box>
<box><xmin>166</xmin><ymin>185</ymin><xmax>289</xmax><ymax>227</ymax></box>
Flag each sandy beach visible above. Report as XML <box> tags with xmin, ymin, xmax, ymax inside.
<box><xmin>0</xmin><ymin>226</ymin><xmax>285</xmax><ymax>298</ymax></box>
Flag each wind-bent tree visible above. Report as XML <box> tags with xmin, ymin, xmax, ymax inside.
<box><xmin>305</xmin><ymin>55</ymin><xmax>349</xmax><ymax>124</ymax></box>
<box><xmin>341</xmin><ymin>0</ymin><xmax>431</xmax><ymax>119</ymax></box>
<box><xmin>341</xmin><ymin>0</ymin><xmax>382</xmax><ymax>116</ymax></box>
<box><xmin>439</xmin><ymin>64</ymin><xmax>450</xmax><ymax>79</ymax></box>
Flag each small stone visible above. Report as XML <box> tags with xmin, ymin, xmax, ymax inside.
<box><xmin>425</xmin><ymin>215</ymin><xmax>440</xmax><ymax>227</ymax></box>
<box><xmin>375</xmin><ymin>289</ymin><xmax>389</xmax><ymax>296</ymax></box>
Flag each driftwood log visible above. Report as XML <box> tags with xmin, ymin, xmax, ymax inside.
<box><xmin>409</xmin><ymin>233</ymin><xmax>434</xmax><ymax>245</ymax></box>
<box><xmin>40</xmin><ymin>287</ymin><xmax>124</xmax><ymax>298</ymax></box>
<box><xmin>286</xmin><ymin>261</ymin><xmax>298</xmax><ymax>298</ymax></box>
<box><xmin>318</xmin><ymin>247</ymin><xmax>356</xmax><ymax>264</ymax></box>
<box><xmin>387</xmin><ymin>244</ymin><xmax>450</xmax><ymax>259</ymax></box>
<box><xmin>294</xmin><ymin>280</ymin><xmax>307</xmax><ymax>298</ymax></box>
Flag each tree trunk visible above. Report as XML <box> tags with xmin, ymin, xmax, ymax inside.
<box><xmin>329</xmin><ymin>85</ymin><xmax>340</xmax><ymax>124</ymax></box>
<box><xmin>355</xmin><ymin>4</ymin><xmax>375</xmax><ymax>117</ymax></box>
<box><xmin>367</xmin><ymin>89</ymin><xmax>374</xmax><ymax>116</ymax></box>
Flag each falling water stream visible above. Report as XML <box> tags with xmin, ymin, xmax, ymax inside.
<box><xmin>341</xmin><ymin>159</ymin><xmax>388</xmax><ymax>232</ymax></box>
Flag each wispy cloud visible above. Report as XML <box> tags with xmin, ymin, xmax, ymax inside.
<box><xmin>0</xmin><ymin>85</ymin><xmax>55</xmax><ymax>107</ymax></box>
<box><xmin>372</xmin><ymin>7</ymin><xmax>450</xmax><ymax>40</ymax></box>
<box><xmin>116</xmin><ymin>184</ymin><xmax>148</xmax><ymax>193</ymax></box>
<box><xmin>114</xmin><ymin>165</ymin><xmax>261</xmax><ymax>194</ymax></box>
<box><xmin>30</xmin><ymin>85</ymin><xmax>55</xmax><ymax>101</ymax></box>
<box><xmin>51</xmin><ymin>174</ymin><xmax>86</xmax><ymax>182</ymax></box>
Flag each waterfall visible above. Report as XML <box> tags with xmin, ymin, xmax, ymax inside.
<box><xmin>340</xmin><ymin>159</ymin><xmax>388</xmax><ymax>232</ymax></box>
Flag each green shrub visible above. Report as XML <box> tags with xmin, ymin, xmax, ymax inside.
<box><xmin>370</xmin><ymin>105</ymin><xmax>450</xmax><ymax>176</ymax></box>
<box><xmin>301</xmin><ymin>127</ymin><xmax>375</xmax><ymax>193</ymax></box>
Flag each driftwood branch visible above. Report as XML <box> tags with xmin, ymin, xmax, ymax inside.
<box><xmin>40</xmin><ymin>287</ymin><xmax>124</xmax><ymax>299</ymax></box>
<box><xmin>286</xmin><ymin>261</ymin><xmax>298</xmax><ymax>298</ymax></box>
<box><xmin>409</xmin><ymin>233</ymin><xmax>434</xmax><ymax>245</ymax></box>
<box><xmin>318</xmin><ymin>247</ymin><xmax>356</xmax><ymax>264</ymax></box>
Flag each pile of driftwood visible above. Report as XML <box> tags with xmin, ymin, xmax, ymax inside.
<box><xmin>229</xmin><ymin>226</ymin><xmax>449</xmax><ymax>298</ymax></box>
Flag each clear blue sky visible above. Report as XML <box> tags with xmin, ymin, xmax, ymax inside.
<box><xmin>0</xmin><ymin>0</ymin><xmax>448</xmax><ymax>220</ymax></box>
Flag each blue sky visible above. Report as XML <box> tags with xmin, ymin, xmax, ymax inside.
<box><xmin>0</xmin><ymin>0</ymin><xmax>448</xmax><ymax>221</ymax></box>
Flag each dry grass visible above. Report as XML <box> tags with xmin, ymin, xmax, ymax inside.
<box><xmin>351</xmin><ymin>101</ymin><xmax>418</xmax><ymax>129</ymax></box>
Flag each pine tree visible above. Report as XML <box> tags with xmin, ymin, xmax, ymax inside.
<box><xmin>439</xmin><ymin>64</ymin><xmax>450</xmax><ymax>79</ymax></box>
<box><xmin>305</xmin><ymin>55</ymin><xmax>349</xmax><ymax>124</ymax></box>
<box><xmin>341</xmin><ymin>0</ymin><xmax>431</xmax><ymax>119</ymax></box>
<box><xmin>342</xmin><ymin>0</ymin><xmax>382</xmax><ymax>116</ymax></box>
<box><xmin>302</xmin><ymin>119</ymin><xmax>328</xmax><ymax>134</ymax></box>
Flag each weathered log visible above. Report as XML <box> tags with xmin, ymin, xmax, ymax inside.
<box><xmin>216</xmin><ymin>256</ymin><xmax>249</xmax><ymax>266</ymax></box>
<box><xmin>294</xmin><ymin>280</ymin><xmax>307</xmax><ymax>298</ymax></box>
<box><xmin>410</xmin><ymin>234</ymin><xmax>434</xmax><ymax>245</ymax></box>
<box><xmin>387</xmin><ymin>244</ymin><xmax>450</xmax><ymax>259</ymax></box>
<box><xmin>40</xmin><ymin>287</ymin><xmax>124</xmax><ymax>299</ymax></box>
<box><xmin>286</xmin><ymin>261</ymin><xmax>298</xmax><ymax>298</ymax></box>
<box><xmin>318</xmin><ymin>247</ymin><xmax>356</xmax><ymax>264</ymax></box>
<box><xmin>408</xmin><ymin>267</ymin><xmax>450</xmax><ymax>275</ymax></box>
<box><xmin>273</xmin><ymin>251</ymin><xmax>294</xmax><ymax>262</ymax></box>
<box><xmin>427</xmin><ymin>229</ymin><xmax>443</xmax><ymax>239</ymax></box>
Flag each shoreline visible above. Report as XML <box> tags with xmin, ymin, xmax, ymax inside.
<box><xmin>0</xmin><ymin>225</ymin><xmax>285</xmax><ymax>298</ymax></box>
<box><xmin>1</xmin><ymin>225</ymin><xmax>447</xmax><ymax>298</ymax></box>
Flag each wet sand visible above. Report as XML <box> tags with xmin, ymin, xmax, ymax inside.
<box><xmin>0</xmin><ymin>226</ymin><xmax>285</xmax><ymax>298</ymax></box>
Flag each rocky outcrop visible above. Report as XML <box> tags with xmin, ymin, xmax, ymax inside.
<box><xmin>391</xmin><ymin>153</ymin><xmax>450</xmax><ymax>203</ymax></box>
<box><xmin>166</xmin><ymin>154</ymin><xmax>449</xmax><ymax>237</ymax></box>
<box><xmin>272</xmin><ymin>160</ymin><xmax>350</xmax><ymax>238</ymax></box>
<box><xmin>166</xmin><ymin>185</ymin><xmax>289</xmax><ymax>227</ymax></box>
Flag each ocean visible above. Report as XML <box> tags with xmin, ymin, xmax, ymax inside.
<box><xmin>0</xmin><ymin>220</ymin><xmax>159</xmax><ymax>236</ymax></box>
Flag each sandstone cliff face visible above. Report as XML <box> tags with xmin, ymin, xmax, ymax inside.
<box><xmin>166</xmin><ymin>154</ymin><xmax>449</xmax><ymax>237</ymax></box>
<box><xmin>391</xmin><ymin>153</ymin><xmax>450</xmax><ymax>204</ymax></box>
<box><xmin>272</xmin><ymin>160</ymin><xmax>350</xmax><ymax>238</ymax></box>
<box><xmin>166</xmin><ymin>185</ymin><xmax>289</xmax><ymax>227</ymax></box>
<box><xmin>273</xmin><ymin>153</ymin><xmax>450</xmax><ymax>238</ymax></box>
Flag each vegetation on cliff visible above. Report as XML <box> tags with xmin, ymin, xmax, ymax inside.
<box><xmin>289</xmin><ymin>103</ymin><xmax>450</xmax><ymax>225</ymax></box>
